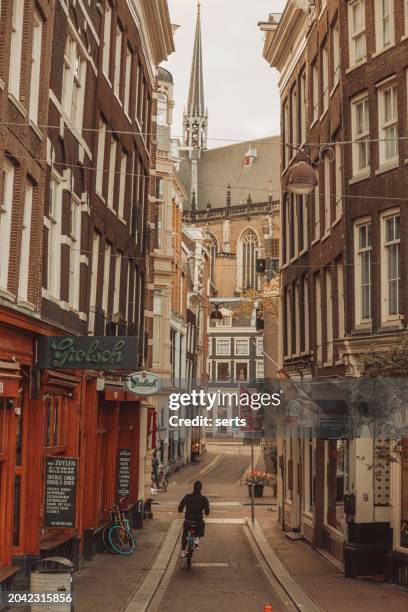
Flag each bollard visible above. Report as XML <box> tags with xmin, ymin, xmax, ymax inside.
<box><xmin>264</xmin><ymin>605</ymin><xmax>273</xmax><ymax>612</ymax></box>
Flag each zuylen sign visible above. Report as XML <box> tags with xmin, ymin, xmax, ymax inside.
<box><xmin>38</xmin><ymin>336</ymin><xmax>139</xmax><ymax>370</ymax></box>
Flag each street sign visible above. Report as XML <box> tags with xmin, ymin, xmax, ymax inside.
<box><xmin>44</xmin><ymin>457</ymin><xmax>78</xmax><ymax>528</ymax></box>
<box><xmin>126</xmin><ymin>370</ymin><xmax>163</xmax><ymax>396</ymax></box>
<box><xmin>38</xmin><ymin>336</ymin><xmax>139</xmax><ymax>370</ymax></box>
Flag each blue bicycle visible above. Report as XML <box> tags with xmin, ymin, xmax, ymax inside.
<box><xmin>103</xmin><ymin>499</ymin><xmax>136</xmax><ymax>555</ymax></box>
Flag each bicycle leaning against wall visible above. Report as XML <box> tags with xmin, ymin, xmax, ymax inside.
<box><xmin>102</xmin><ymin>499</ymin><xmax>136</xmax><ymax>555</ymax></box>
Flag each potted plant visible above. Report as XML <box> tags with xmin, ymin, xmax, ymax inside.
<box><xmin>245</xmin><ymin>471</ymin><xmax>268</xmax><ymax>498</ymax></box>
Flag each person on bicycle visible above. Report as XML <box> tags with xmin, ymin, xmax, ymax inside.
<box><xmin>178</xmin><ymin>480</ymin><xmax>210</xmax><ymax>557</ymax></box>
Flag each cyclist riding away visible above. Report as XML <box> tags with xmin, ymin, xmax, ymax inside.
<box><xmin>178</xmin><ymin>480</ymin><xmax>210</xmax><ymax>557</ymax></box>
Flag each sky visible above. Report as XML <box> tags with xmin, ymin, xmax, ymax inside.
<box><xmin>163</xmin><ymin>0</ymin><xmax>287</xmax><ymax>149</ymax></box>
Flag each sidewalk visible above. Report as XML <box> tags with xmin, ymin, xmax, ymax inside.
<box><xmin>74</xmin><ymin>515</ymin><xmax>171</xmax><ymax>612</ymax></box>
<box><xmin>258</xmin><ymin>514</ymin><xmax>408</xmax><ymax>612</ymax></box>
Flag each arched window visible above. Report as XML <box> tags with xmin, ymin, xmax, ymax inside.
<box><xmin>157</xmin><ymin>93</ymin><xmax>168</xmax><ymax>126</ymax></box>
<box><xmin>239</xmin><ymin>229</ymin><xmax>258</xmax><ymax>290</ymax></box>
<box><xmin>208</xmin><ymin>233</ymin><xmax>218</xmax><ymax>285</ymax></box>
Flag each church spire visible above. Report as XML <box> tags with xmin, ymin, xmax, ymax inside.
<box><xmin>183</xmin><ymin>1</ymin><xmax>208</xmax><ymax>155</ymax></box>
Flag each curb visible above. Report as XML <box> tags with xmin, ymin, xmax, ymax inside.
<box><xmin>245</xmin><ymin>518</ymin><xmax>322</xmax><ymax>612</ymax></box>
<box><xmin>122</xmin><ymin>519</ymin><xmax>182</xmax><ymax>612</ymax></box>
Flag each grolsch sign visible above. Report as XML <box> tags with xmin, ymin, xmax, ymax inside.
<box><xmin>38</xmin><ymin>336</ymin><xmax>139</xmax><ymax>370</ymax></box>
<box><xmin>126</xmin><ymin>370</ymin><xmax>162</xmax><ymax>396</ymax></box>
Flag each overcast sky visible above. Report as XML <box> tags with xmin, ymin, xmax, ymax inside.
<box><xmin>163</xmin><ymin>0</ymin><xmax>287</xmax><ymax>149</ymax></box>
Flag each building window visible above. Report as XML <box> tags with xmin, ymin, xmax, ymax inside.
<box><xmin>107</xmin><ymin>136</ymin><xmax>117</xmax><ymax>209</ymax></box>
<box><xmin>216</xmin><ymin>361</ymin><xmax>230</xmax><ymax>382</ymax></box>
<box><xmin>69</xmin><ymin>198</ymin><xmax>81</xmax><ymax>310</ymax></box>
<box><xmin>351</xmin><ymin>95</ymin><xmax>370</xmax><ymax>175</ymax></box>
<box><xmin>256</xmin><ymin>361</ymin><xmax>264</xmax><ymax>379</ymax></box>
<box><xmin>323</xmin><ymin>155</ymin><xmax>331</xmax><ymax>233</ymax></box>
<box><xmin>400</xmin><ymin>439</ymin><xmax>408</xmax><ymax>548</ymax></box>
<box><xmin>102</xmin><ymin>2</ymin><xmax>112</xmax><ymax>78</ymax></box>
<box><xmin>235</xmin><ymin>339</ymin><xmax>249</xmax><ymax>356</ymax></box>
<box><xmin>337</xmin><ymin>261</ymin><xmax>345</xmax><ymax>339</ymax></box>
<box><xmin>295</xmin><ymin>283</ymin><xmax>301</xmax><ymax>356</ymax></box>
<box><xmin>112</xmin><ymin>252</ymin><xmax>122</xmax><ymax>317</ymax></box>
<box><xmin>123</xmin><ymin>45</ymin><xmax>132</xmax><ymax>115</ymax></box>
<box><xmin>382</xmin><ymin>212</ymin><xmax>400</xmax><ymax>319</ymax></box>
<box><xmin>158</xmin><ymin>93</ymin><xmax>168</xmax><ymax>126</ymax></box>
<box><xmin>96</xmin><ymin>118</ymin><xmax>107</xmax><ymax>196</ymax></box>
<box><xmin>114</xmin><ymin>23</ymin><xmax>123</xmax><ymax>99</ymax></box>
<box><xmin>326</xmin><ymin>440</ymin><xmax>348</xmax><ymax>531</ymax></box>
<box><xmin>102</xmin><ymin>242</ymin><xmax>111</xmax><ymax>313</ymax></box>
<box><xmin>303</xmin><ymin>276</ymin><xmax>310</xmax><ymax>353</ymax></box>
<box><xmin>355</xmin><ymin>221</ymin><xmax>372</xmax><ymax>324</ymax></box>
<box><xmin>208</xmin><ymin>234</ymin><xmax>218</xmax><ymax>285</ymax></box>
<box><xmin>0</xmin><ymin>160</ymin><xmax>14</xmax><ymax>290</ymax></box>
<box><xmin>312</xmin><ymin>62</ymin><xmax>319</xmax><ymax>123</ymax></box>
<box><xmin>118</xmin><ymin>151</ymin><xmax>127</xmax><ymax>220</ymax></box>
<box><xmin>375</xmin><ymin>0</ymin><xmax>394</xmax><ymax>50</ymax></box>
<box><xmin>285</xmin><ymin>286</ymin><xmax>291</xmax><ymax>357</ymax></box>
<box><xmin>290</xmin><ymin>85</ymin><xmax>297</xmax><ymax>147</ymax></box>
<box><xmin>332</xmin><ymin>24</ymin><xmax>340</xmax><ymax>88</ymax></box>
<box><xmin>405</xmin><ymin>0</ymin><xmax>408</xmax><ymax>35</ymax></box>
<box><xmin>9</xmin><ymin>0</ymin><xmax>24</xmax><ymax>99</ymax></box>
<box><xmin>216</xmin><ymin>310</ymin><xmax>232</xmax><ymax>327</ymax></box>
<box><xmin>314</xmin><ymin>183</ymin><xmax>320</xmax><ymax>241</ymax></box>
<box><xmin>349</xmin><ymin>0</ymin><xmax>366</xmax><ymax>66</ymax></box>
<box><xmin>47</xmin><ymin>176</ymin><xmax>62</xmax><ymax>299</ymax></box>
<box><xmin>378</xmin><ymin>84</ymin><xmax>398</xmax><ymax>165</ymax></box>
<box><xmin>322</xmin><ymin>42</ymin><xmax>329</xmax><ymax>113</ymax></box>
<box><xmin>216</xmin><ymin>339</ymin><xmax>230</xmax><ymax>356</ymax></box>
<box><xmin>239</xmin><ymin>229</ymin><xmax>258</xmax><ymax>290</ymax></box>
<box><xmin>208</xmin><ymin>338</ymin><xmax>212</xmax><ymax>356</ymax></box>
<box><xmin>282</xmin><ymin>99</ymin><xmax>289</xmax><ymax>166</ymax></box>
<box><xmin>44</xmin><ymin>394</ymin><xmax>67</xmax><ymax>448</ymax></box>
<box><xmin>315</xmin><ymin>274</ymin><xmax>322</xmax><ymax>364</ymax></box>
<box><xmin>235</xmin><ymin>362</ymin><xmax>248</xmax><ymax>382</ymax></box>
<box><xmin>18</xmin><ymin>181</ymin><xmax>33</xmax><ymax>301</ymax></box>
<box><xmin>62</xmin><ymin>35</ymin><xmax>87</xmax><ymax>128</ymax></box>
<box><xmin>299</xmin><ymin>195</ymin><xmax>308</xmax><ymax>252</ymax></box>
<box><xmin>325</xmin><ymin>269</ymin><xmax>333</xmax><ymax>364</ymax></box>
<box><xmin>335</xmin><ymin>141</ymin><xmax>342</xmax><ymax>220</ymax></box>
<box><xmin>300</xmin><ymin>70</ymin><xmax>307</xmax><ymax>145</ymax></box>
<box><xmin>29</xmin><ymin>10</ymin><xmax>43</xmax><ymax>124</ymax></box>
<box><xmin>88</xmin><ymin>232</ymin><xmax>100</xmax><ymax>333</ymax></box>
<box><xmin>156</xmin><ymin>176</ymin><xmax>164</xmax><ymax>201</ymax></box>
<box><xmin>256</xmin><ymin>337</ymin><xmax>264</xmax><ymax>356</ymax></box>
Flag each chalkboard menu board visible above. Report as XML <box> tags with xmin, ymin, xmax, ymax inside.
<box><xmin>117</xmin><ymin>449</ymin><xmax>131</xmax><ymax>498</ymax></box>
<box><xmin>44</xmin><ymin>457</ymin><xmax>78</xmax><ymax>528</ymax></box>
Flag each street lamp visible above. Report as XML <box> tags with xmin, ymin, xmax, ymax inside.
<box><xmin>285</xmin><ymin>150</ymin><xmax>318</xmax><ymax>195</ymax></box>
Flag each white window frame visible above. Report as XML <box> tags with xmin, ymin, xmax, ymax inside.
<box><xmin>0</xmin><ymin>160</ymin><xmax>14</xmax><ymax>291</ymax></box>
<box><xmin>335</xmin><ymin>142</ymin><xmax>342</xmax><ymax>220</ymax></box>
<box><xmin>114</xmin><ymin>23</ymin><xmax>123</xmax><ymax>101</ymax></box>
<box><xmin>381</xmin><ymin>209</ymin><xmax>401</xmax><ymax>323</ymax></box>
<box><xmin>378</xmin><ymin>83</ymin><xmax>398</xmax><ymax>167</ymax></box>
<box><xmin>405</xmin><ymin>0</ymin><xmax>408</xmax><ymax>35</ymax></box>
<box><xmin>291</xmin><ymin>85</ymin><xmax>297</xmax><ymax>147</ymax></box>
<box><xmin>112</xmin><ymin>252</ymin><xmax>122</xmax><ymax>316</ymax></box>
<box><xmin>315</xmin><ymin>275</ymin><xmax>322</xmax><ymax>365</ymax></box>
<box><xmin>118</xmin><ymin>150</ymin><xmax>127</xmax><ymax>220</ymax></box>
<box><xmin>102</xmin><ymin>1</ymin><xmax>112</xmax><ymax>79</ymax></box>
<box><xmin>18</xmin><ymin>181</ymin><xmax>33</xmax><ymax>302</ymax></box>
<box><xmin>256</xmin><ymin>337</ymin><xmax>264</xmax><ymax>357</ymax></box>
<box><xmin>216</xmin><ymin>360</ymin><xmax>231</xmax><ymax>382</ymax></box>
<box><xmin>312</xmin><ymin>62</ymin><xmax>319</xmax><ymax>123</ymax></box>
<box><xmin>9</xmin><ymin>0</ymin><xmax>24</xmax><ymax>99</ymax></box>
<box><xmin>216</xmin><ymin>338</ymin><xmax>230</xmax><ymax>356</ymax></box>
<box><xmin>322</xmin><ymin>42</ymin><xmax>329</xmax><ymax>113</ymax></box>
<box><xmin>235</xmin><ymin>338</ymin><xmax>249</xmax><ymax>356</ymax></box>
<box><xmin>47</xmin><ymin>174</ymin><xmax>62</xmax><ymax>299</ymax></box>
<box><xmin>295</xmin><ymin>283</ymin><xmax>301</xmax><ymax>356</ymax></box>
<box><xmin>107</xmin><ymin>136</ymin><xmax>117</xmax><ymax>209</ymax></box>
<box><xmin>256</xmin><ymin>360</ymin><xmax>264</xmax><ymax>379</ymax></box>
<box><xmin>29</xmin><ymin>10</ymin><xmax>43</xmax><ymax>124</ymax></box>
<box><xmin>314</xmin><ymin>184</ymin><xmax>320</xmax><ymax>241</ymax></box>
<box><xmin>283</xmin><ymin>99</ymin><xmax>289</xmax><ymax>167</ymax></box>
<box><xmin>88</xmin><ymin>231</ymin><xmax>100</xmax><ymax>333</ymax></box>
<box><xmin>69</xmin><ymin>196</ymin><xmax>81</xmax><ymax>311</ymax></box>
<box><xmin>332</xmin><ymin>24</ymin><xmax>340</xmax><ymax>89</ymax></box>
<box><xmin>354</xmin><ymin>218</ymin><xmax>372</xmax><ymax>326</ymax></box>
<box><xmin>323</xmin><ymin>154</ymin><xmax>331</xmax><ymax>234</ymax></box>
<box><xmin>348</xmin><ymin>0</ymin><xmax>366</xmax><ymax>67</ymax></box>
<box><xmin>96</xmin><ymin>118</ymin><xmax>107</xmax><ymax>197</ymax></box>
<box><xmin>285</xmin><ymin>287</ymin><xmax>292</xmax><ymax>358</ymax></box>
<box><xmin>300</xmin><ymin>71</ymin><xmax>307</xmax><ymax>145</ymax></box>
<box><xmin>325</xmin><ymin>269</ymin><xmax>333</xmax><ymax>365</ymax></box>
<box><xmin>235</xmin><ymin>360</ymin><xmax>249</xmax><ymax>382</ymax></box>
<box><xmin>157</xmin><ymin>92</ymin><xmax>168</xmax><ymax>126</ymax></box>
<box><xmin>337</xmin><ymin>262</ymin><xmax>345</xmax><ymax>340</ymax></box>
<box><xmin>375</xmin><ymin>0</ymin><xmax>394</xmax><ymax>51</ymax></box>
<box><xmin>303</xmin><ymin>276</ymin><xmax>310</xmax><ymax>353</ymax></box>
<box><xmin>351</xmin><ymin>94</ymin><xmax>370</xmax><ymax>177</ymax></box>
<box><xmin>123</xmin><ymin>44</ymin><xmax>132</xmax><ymax>116</ymax></box>
<box><xmin>102</xmin><ymin>242</ymin><xmax>111</xmax><ymax>313</ymax></box>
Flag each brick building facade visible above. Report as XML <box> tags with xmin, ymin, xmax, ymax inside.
<box><xmin>261</xmin><ymin>0</ymin><xmax>408</xmax><ymax>584</ymax></box>
<box><xmin>0</xmin><ymin>0</ymin><xmax>173</xmax><ymax>590</ymax></box>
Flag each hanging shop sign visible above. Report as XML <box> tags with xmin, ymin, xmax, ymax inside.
<box><xmin>125</xmin><ymin>370</ymin><xmax>163</xmax><ymax>396</ymax></box>
<box><xmin>38</xmin><ymin>336</ymin><xmax>139</xmax><ymax>370</ymax></box>
<box><xmin>44</xmin><ymin>457</ymin><xmax>78</xmax><ymax>528</ymax></box>
<box><xmin>117</xmin><ymin>449</ymin><xmax>131</xmax><ymax>498</ymax></box>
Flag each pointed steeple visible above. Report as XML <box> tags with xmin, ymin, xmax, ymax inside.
<box><xmin>183</xmin><ymin>1</ymin><xmax>208</xmax><ymax>156</ymax></box>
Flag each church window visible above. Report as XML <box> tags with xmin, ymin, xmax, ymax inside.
<box><xmin>157</xmin><ymin>93</ymin><xmax>168</xmax><ymax>126</ymax></box>
<box><xmin>239</xmin><ymin>229</ymin><xmax>259</xmax><ymax>290</ymax></box>
<box><xmin>208</xmin><ymin>233</ymin><xmax>218</xmax><ymax>285</ymax></box>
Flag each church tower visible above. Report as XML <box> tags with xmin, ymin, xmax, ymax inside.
<box><xmin>183</xmin><ymin>1</ymin><xmax>208</xmax><ymax>202</ymax></box>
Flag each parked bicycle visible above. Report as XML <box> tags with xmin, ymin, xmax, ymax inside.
<box><xmin>102</xmin><ymin>499</ymin><xmax>136</xmax><ymax>555</ymax></box>
<box><xmin>157</xmin><ymin>462</ymin><xmax>169</xmax><ymax>491</ymax></box>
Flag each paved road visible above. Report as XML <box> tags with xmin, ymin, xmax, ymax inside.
<box><xmin>158</xmin><ymin>522</ymin><xmax>284</xmax><ymax>612</ymax></box>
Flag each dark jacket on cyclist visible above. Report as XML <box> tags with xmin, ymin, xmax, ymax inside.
<box><xmin>178</xmin><ymin>481</ymin><xmax>209</xmax><ymax>548</ymax></box>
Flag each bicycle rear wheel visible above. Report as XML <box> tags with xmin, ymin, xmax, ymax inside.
<box><xmin>108</xmin><ymin>525</ymin><xmax>136</xmax><ymax>555</ymax></box>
